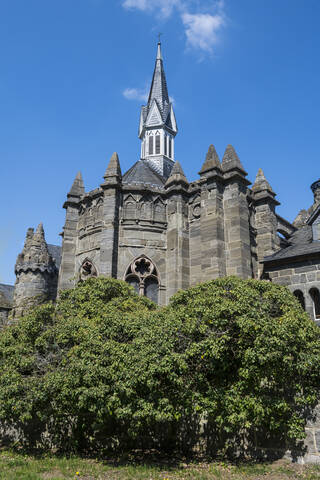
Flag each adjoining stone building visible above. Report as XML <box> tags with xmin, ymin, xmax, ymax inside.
<box><xmin>2</xmin><ymin>42</ymin><xmax>320</xmax><ymax>324</ymax></box>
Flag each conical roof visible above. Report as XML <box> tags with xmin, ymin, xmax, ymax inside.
<box><xmin>165</xmin><ymin>161</ymin><xmax>188</xmax><ymax>187</ymax></box>
<box><xmin>199</xmin><ymin>144</ymin><xmax>221</xmax><ymax>174</ymax></box>
<box><xmin>69</xmin><ymin>171</ymin><xmax>85</xmax><ymax>196</ymax></box>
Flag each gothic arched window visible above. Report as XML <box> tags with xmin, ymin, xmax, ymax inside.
<box><xmin>149</xmin><ymin>135</ymin><xmax>154</xmax><ymax>155</ymax></box>
<box><xmin>293</xmin><ymin>290</ymin><xmax>305</xmax><ymax>310</ymax></box>
<box><xmin>155</xmin><ymin>134</ymin><xmax>160</xmax><ymax>154</ymax></box>
<box><xmin>79</xmin><ymin>259</ymin><xmax>98</xmax><ymax>282</ymax></box>
<box><xmin>309</xmin><ymin>288</ymin><xmax>320</xmax><ymax>319</ymax></box>
<box><xmin>125</xmin><ymin>257</ymin><xmax>159</xmax><ymax>304</ymax></box>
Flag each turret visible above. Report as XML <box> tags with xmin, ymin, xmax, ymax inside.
<box><xmin>11</xmin><ymin>223</ymin><xmax>58</xmax><ymax>318</ymax></box>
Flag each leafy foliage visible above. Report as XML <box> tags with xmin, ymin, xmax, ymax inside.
<box><xmin>0</xmin><ymin>276</ymin><xmax>319</xmax><ymax>458</ymax></box>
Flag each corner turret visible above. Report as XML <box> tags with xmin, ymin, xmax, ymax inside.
<box><xmin>11</xmin><ymin>224</ymin><xmax>58</xmax><ymax>318</ymax></box>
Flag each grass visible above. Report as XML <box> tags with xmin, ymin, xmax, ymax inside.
<box><xmin>0</xmin><ymin>450</ymin><xmax>320</xmax><ymax>480</ymax></box>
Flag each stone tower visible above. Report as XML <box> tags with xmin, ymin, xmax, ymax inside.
<box><xmin>11</xmin><ymin>223</ymin><xmax>59</xmax><ymax>318</ymax></box>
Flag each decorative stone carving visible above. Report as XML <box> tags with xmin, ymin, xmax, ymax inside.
<box><xmin>80</xmin><ymin>260</ymin><xmax>97</xmax><ymax>281</ymax></box>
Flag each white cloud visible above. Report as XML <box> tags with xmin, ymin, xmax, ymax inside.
<box><xmin>182</xmin><ymin>11</ymin><xmax>224</xmax><ymax>53</ymax></box>
<box><xmin>123</xmin><ymin>87</ymin><xmax>148</xmax><ymax>102</ymax></box>
<box><xmin>122</xmin><ymin>0</ymin><xmax>226</xmax><ymax>54</ymax></box>
<box><xmin>122</xmin><ymin>0</ymin><xmax>181</xmax><ymax>18</ymax></box>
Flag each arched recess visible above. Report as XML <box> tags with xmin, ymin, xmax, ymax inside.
<box><xmin>79</xmin><ymin>258</ymin><xmax>98</xmax><ymax>282</ymax></box>
<box><xmin>124</xmin><ymin>256</ymin><xmax>159</xmax><ymax>303</ymax></box>
<box><xmin>123</xmin><ymin>195</ymin><xmax>136</xmax><ymax>220</ymax></box>
<box><xmin>153</xmin><ymin>197</ymin><xmax>166</xmax><ymax>223</ymax></box>
<box><xmin>309</xmin><ymin>288</ymin><xmax>320</xmax><ymax>319</ymax></box>
<box><xmin>293</xmin><ymin>290</ymin><xmax>305</xmax><ymax>310</ymax></box>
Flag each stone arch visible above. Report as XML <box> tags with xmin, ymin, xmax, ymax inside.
<box><xmin>124</xmin><ymin>255</ymin><xmax>160</xmax><ymax>303</ymax></box>
<box><xmin>153</xmin><ymin>197</ymin><xmax>166</xmax><ymax>222</ymax></box>
<box><xmin>79</xmin><ymin>258</ymin><xmax>98</xmax><ymax>282</ymax></box>
<box><xmin>309</xmin><ymin>287</ymin><xmax>320</xmax><ymax>320</ymax></box>
<box><xmin>123</xmin><ymin>194</ymin><xmax>137</xmax><ymax>220</ymax></box>
<box><xmin>293</xmin><ymin>289</ymin><xmax>305</xmax><ymax>310</ymax></box>
<box><xmin>139</xmin><ymin>195</ymin><xmax>152</xmax><ymax>220</ymax></box>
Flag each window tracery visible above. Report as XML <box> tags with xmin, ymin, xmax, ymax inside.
<box><xmin>125</xmin><ymin>257</ymin><xmax>159</xmax><ymax>303</ymax></box>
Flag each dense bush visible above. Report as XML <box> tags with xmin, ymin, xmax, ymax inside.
<box><xmin>0</xmin><ymin>276</ymin><xmax>319</xmax><ymax>457</ymax></box>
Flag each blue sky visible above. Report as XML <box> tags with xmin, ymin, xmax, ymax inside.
<box><xmin>1</xmin><ymin>0</ymin><xmax>320</xmax><ymax>285</ymax></box>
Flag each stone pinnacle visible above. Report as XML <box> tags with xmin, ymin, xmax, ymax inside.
<box><xmin>104</xmin><ymin>152</ymin><xmax>122</xmax><ymax>179</ymax></box>
<box><xmin>69</xmin><ymin>171</ymin><xmax>85</xmax><ymax>197</ymax></box>
<box><xmin>252</xmin><ymin>168</ymin><xmax>274</xmax><ymax>193</ymax></box>
<box><xmin>222</xmin><ymin>144</ymin><xmax>246</xmax><ymax>173</ymax></box>
<box><xmin>199</xmin><ymin>144</ymin><xmax>221</xmax><ymax>174</ymax></box>
<box><xmin>165</xmin><ymin>160</ymin><xmax>188</xmax><ymax>187</ymax></box>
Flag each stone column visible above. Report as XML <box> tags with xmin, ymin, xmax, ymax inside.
<box><xmin>199</xmin><ymin>145</ymin><xmax>226</xmax><ymax>280</ymax></box>
<box><xmin>58</xmin><ymin>172</ymin><xmax>84</xmax><ymax>291</ymax></box>
<box><xmin>222</xmin><ymin>145</ymin><xmax>252</xmax><ymax>279</ymax></box>
<box><xmin>165</xmin><ymin>161</ymin><xmax>190</xmax><ymax>300</ymax></box>
<box><xmin>252</xmin><ymin>168</ymin><xmax>280</xmax><ymax>278</ymax></box>
<box><xmin>99</xmin><ymin>152</ymin><xmax>122</xmax><ymax>277</ymax></box>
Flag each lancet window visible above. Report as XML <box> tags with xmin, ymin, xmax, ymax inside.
<box><xmin>125</xmin><ymin>257</ymin><xmax>159</xmax><ymax>303</ymax></box>
<box><xmin>310</xmin><ymin>288</ymin><xmax>320</xmax><ymax>319</ymax></box>
<box><xmin>293</xmin><ymin>290</ymin><xmax>305</xmax><ymax>310</ymax></box>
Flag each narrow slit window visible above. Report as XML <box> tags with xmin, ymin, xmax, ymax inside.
<box><xmin>169</xmin><ymin>137</ymin><xmax>172</xmax><ymax>158</ymax></box>
<box><xmin>149</xmin><ymin>136</ymin><xmax>154</xmax><ymax>155</ymax></box>
<box><xmin>164</xmin><ymin>135</ymin><xmax>167</xmax><ymax>156</ymax></box>
<box><xmin>155</xmin><ymin>135</ymin><xmax>160</xmax><ymax>154</ymax></box>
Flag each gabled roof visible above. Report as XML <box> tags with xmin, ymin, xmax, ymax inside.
<box><xmin>122</xmin><ymin>160</ymin><xmax>167</xmax><ymax>187</ymax></box>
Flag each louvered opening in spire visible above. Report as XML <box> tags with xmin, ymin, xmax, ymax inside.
<box><xmin>147</xmin><ymin>42</ymin><xmax>170</xmax><ymax>115</ymax></box>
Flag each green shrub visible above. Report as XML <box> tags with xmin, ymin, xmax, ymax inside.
<box><xmin>0</xmin><ymin>276</ymin><xmax>319</xmax><ymax>458</ymax></box>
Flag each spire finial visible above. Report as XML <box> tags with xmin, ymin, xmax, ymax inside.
<box><xmin>157</xmin><ymin>35</ymin><xmax>163</xmax><ymax>60</ymax></box>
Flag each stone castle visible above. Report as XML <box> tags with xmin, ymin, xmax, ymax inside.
<box><xmin>1</xmin><ymin>42</ymin><xmax>320</xmax><ymax>325</ymax></box>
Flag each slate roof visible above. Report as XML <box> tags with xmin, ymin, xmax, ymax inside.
<box><xmin>48</xmin><ymin>244</ymin><xmax>62</xmax><ymax>269</ymax></box>
<box><xmin>264</xmin><ymin>225</ymin><xmax>320</xmax><ymax>263</ymax></box>
<box><xmin>122</xmin><ymin>160</ymin><xmax>167</xmax><ymax>187</ymax></box>
<box><xmin>0</xmin><ymin>283</ymin><xmax>14</xmax><ymax>308</ymax></box>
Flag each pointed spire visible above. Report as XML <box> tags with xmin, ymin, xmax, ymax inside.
<box><xmin>222</xmin><ymin>145</ymin><xmax>247</xmax><ymax>174</ymax></box>
<box><xmin>252</xmin><ymin>168</ymin><xmax>274</xmax><ymax>193</ymax></box>
<box><xmin>68</xmin><ymin>171</ymin><xmax>85</xmax><ymax>197</ymax></box>
<box><xmin>103</xmin><ymin>152</ymin><xmax>122</xmax><ymax>180</ymax></box>
<box><xmin>165</xmin><ymin>161</ymin><xmax>189</xmax><ymax>188</ymax></box>
<box><xmin>147</xmin><ymin>42</ymin><xmax>170</xmax><ymax>113</ymax></box>
<box><xmin>199</xmin><ymin>144</ymin><xmax>221</xmax><ymax>175</ymax></box>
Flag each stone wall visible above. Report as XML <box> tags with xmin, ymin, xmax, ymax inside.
<box><xmin>264</xmin><ymin>257</ymin><xmax>320</xmax><ymax>322</ymax></box>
